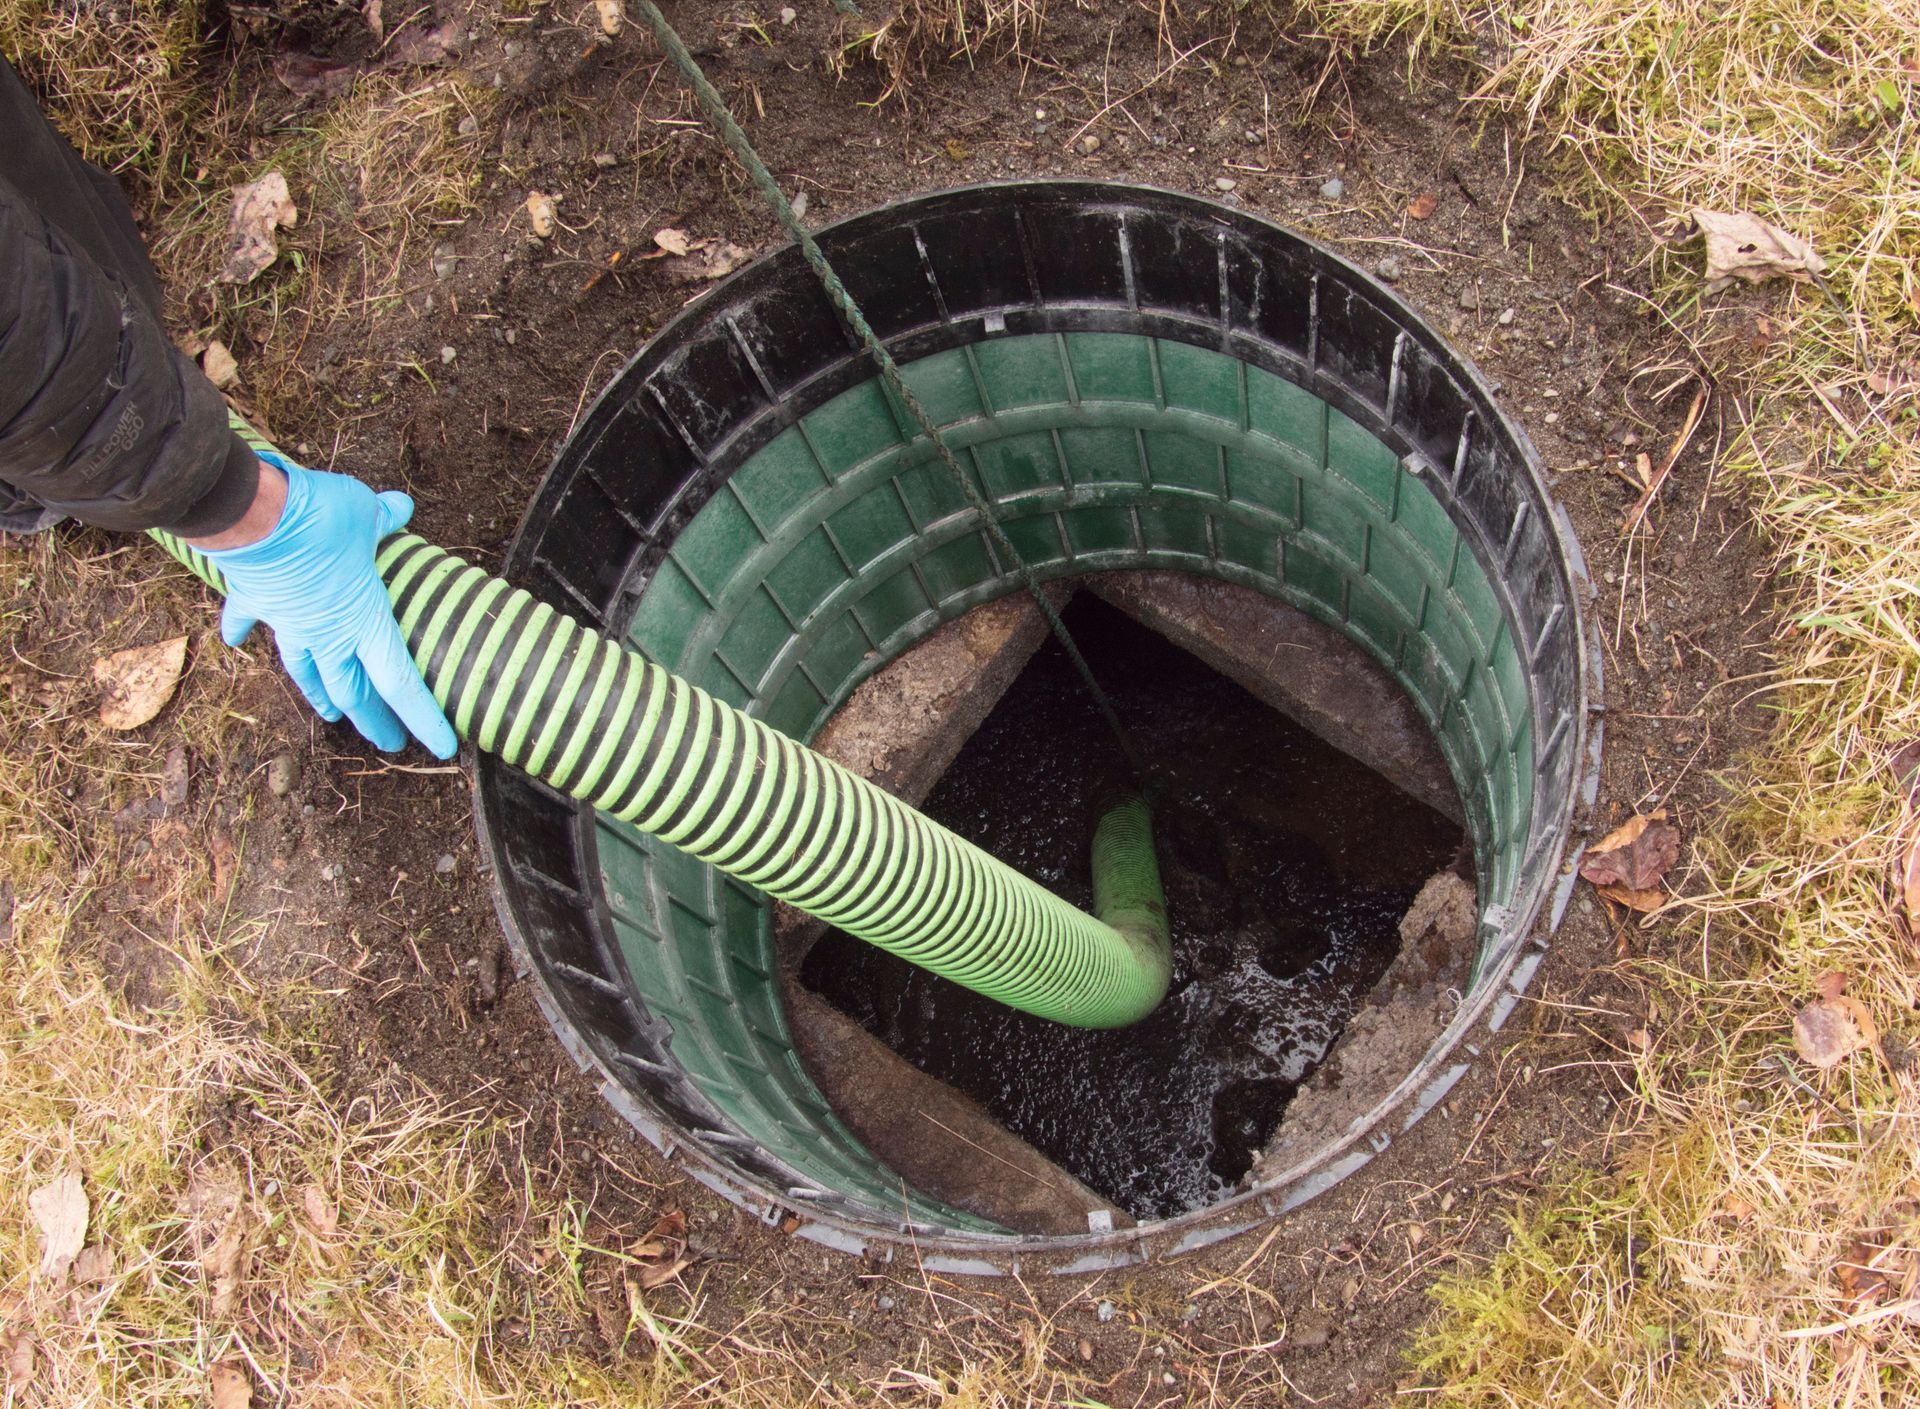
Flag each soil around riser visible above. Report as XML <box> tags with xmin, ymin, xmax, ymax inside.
<box><xmin>62</xmin><ymin>10</ymin><xmax>1780</xmax><ymax>1401</ymax></box>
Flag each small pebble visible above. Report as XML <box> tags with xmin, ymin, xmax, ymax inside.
<box><xmin>266</xmin><ymin>751</ymin><xmax>299</xmax><ymax>797</ymax></box>
<box><xmin>1034</xmin><ymin>107</ymin><xmax>1047</xmax><ymax>121</ymax></box>
<box><xmin>779</xmin><ymin>4</ymin><xmax>796</xmax><ymax>20</ymax></box>
<box><xmin>592</xmin><ymin>152</ymin><xmax>618</xmax><ymax>168</ymax></box>
<box><xmin>1077</xmin><ymin>1338</ymin><xmax>1093</xmax><ymax>1361</ymax></box>
<box><xmin>1163</xmin><ymin>1373</ymin><xmax>1178</xmax><ymax>1387</ymax></box>
<box><xmin>1375</xmin><ymin>254</ymin><xmax>1403</xmax><ymax>282</ymax></box>
<box><xmin>1214</xmin><ymin>176</ymin><xmax>1237</xmax><ymax>192</ymax></box>
<box><xmin>1319</xmin><ymin>177</ymin><xmax>1345</xmax><ymax>200</ymax></box>
<box><xmin>877</xmin><ymin>1295</ymin><xmax>895</xmax><ymax>1311</ymax></box>
<box><xmin>1097</xmin><ymin>1299</ymin><xmax>1116</xmax><ymax>1323</ymax></box>
<box><xmin>440</xmin><ymin>345</ymin><xmax>457</xmax><ymax>364</ymax></box>
<box><xmin>431</xmin><ymin>244</ymin><xmax>458</xmax><ymax>280</ymax></box>
<box><xmin>458</xmin><ymin>114</ymin><xmax>479</xmax><ymax>137</ymax></box>
<box><xmin>1150</xmin><ymin>134</ymin><xmax>1167</xmax><ymax>148</ymax></box>
<box><xmin>320</xmin><ymin>862</ymin><xmax>342</xmax><ymax>882</ymax></box>
<box><xmin>1457</xmin><ymin>284</ymin><xmax>1482</xmax><ymax>311</ymax></box>
<box><xmin>1244</xmin><ymin>128</ymin><xmax>1259</xmax><ymax>142</ymax></box>
<box><xmin>435</xmin><ymin>853</ymin><xmax>457</xmax><ymax>875</ymax></box>
<box><xmin>1078</xmin><ymin>134</ymin><xmax>1101</xmax><ymax>155</ymax></box>
<box><xmin>1498</xmin><ymin>307</ymin><xmax>1516</xmax><ymax>325</ymax></box>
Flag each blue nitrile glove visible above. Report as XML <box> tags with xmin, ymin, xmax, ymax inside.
<box><xmin>208</xmin><ymin>451</ymin><xmax>457</xmax><ymax>759</ymax></box>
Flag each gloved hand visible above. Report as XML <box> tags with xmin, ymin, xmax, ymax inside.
<box><xmin>207</xmin><ymin>451</ymin><xmax>458</xmax><ymax>759</ymax></box>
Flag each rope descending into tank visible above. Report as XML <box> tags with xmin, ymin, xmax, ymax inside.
<box><xmin>632</xmin><ymin>0</ymin><xmax>1151</xmax><ymax>786</ymax></box>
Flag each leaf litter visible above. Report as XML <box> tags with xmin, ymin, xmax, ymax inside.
<box><xmin>216</xmin><ymin>173</ymin><xmax>298</xmax><ymax>284</ymax></box>
<box><xmin>28</xmin><ymin>1169</ymin><xmax>87</xmax><ymax>1284</ymax></box>
<box><xmin>1579</xmin><ymin>809</ymin><xmax>1682</xmax><ymax>912</ymax></box>
<box><xmin>1792</xmin><ymin>972</ymin><xmax>1879</xmax><ymax>1070</ymax></box>
<box><xmin>1691</xmin><ymin>209</ymin><xmax>1827</xmax><ymax>289</ymax></box>
<box><xmin>93</xmin><ymin>636</ymin><xmax>188</xmax><ymax>730</ymax></box>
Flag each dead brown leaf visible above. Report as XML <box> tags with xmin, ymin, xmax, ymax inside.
<box><xmin>29</xmin><ymin>1170</ymin><xmax>87</xmax><ymax>1283</ymax></box>
<box><xmin>208</xmin><ymin>829</ymin><xmax>236</xmax><ymax>896</ymax></box>
<box><xmin>209</xmin><ymin>1359</ymin><xmax>253</xmax><ymax>1409</ymax></box>
<box><xmin>271</xmin><ymin>53</ymin><xmax>361</xmax><ymax>99</ymax></box>
<box><xmin>630</xmin><ymin>1209</ymin><xmax>691</xmax><ymax>1290</ymax></box>
<box><xmin>216</xmin><ymin>173</ymin><xmax>298</xmax><ymax>284</ymax></box>
<box><xmin>595</xmin><ymin>0</ymin><xmax>625</xmax><ymax>36</ymax></box>
<box><xmin>94</xmin><ymin>635</ymin><xmax>188</xmax><ymax>730</ymax></box>
<box><xmin>1867</xmin><ymin>364</ymin><xmax>1914</xmax><ymax>396</ymax></box>
<box><xmin>301</xmin><ymin>1183</ymin><xmax>339</xmax><ymax>1238</ymax></box>
<box><xmin>1595</xmin><ymin>883</ymin><xmax>1666</xmax><ymax>913</ymax></box>
<box><xmin>1691</xmin><ymin>208</ymin><xmax>1826</xmax><ymax>288</ymax></box>
<box><xmin>652</xmin><ymin>227</ymin><xmax>691</xmax><ymax>257</ymax></box>
<box><xmin>1793</xmin><ymin>993</ymin><xmax>1879</xmax><ymax>1069</ymax></box>
<box><xmin>1408</xmin><ymin>190</ymin><xmax>1438</xmax><ymax>220</ymax></box>
<box><xmin>386</xmin><ymin>20</ymin><xmax>463</xmax><ymax>67</ymax></box>
<box><xmin>665</xmin><ymin>241</ymin><xmax>751</xmax><ymax>282</ymax></box>
<box><xmin>200</xmin><ymin>340</ymin><xmax>240</xmax><ymax>390</ymax></box>
<box><xmin>186</xmin><ymin>1173</ymin><xmax>250</xmax><ymax>1317</ymax></box>
<box><xmin>1</xmin><ymin>1330</ymin><xmax>33</xmax><ymax>1389</ymax></box>
<box><xmin>1580</xmin><ymin>810</ymin><xmax>1681</xmax><ymax>894</ymax></box>
<box><xmin>526</xmin><ymin>191</ymin><xmax>558</xmax><ymax>239</ymax></box>
<box><xmin>363</xmin><ymin>0</ymin><xmax>383</xmax><ymax>40</ymax></box>
<box><xmin>1834</xmin><ymin>1231</ymin><xmax>1916</xmax><ymax>1313</ymax></box>
<box><xmin>1814</xmin><ymin>970</ymin><xmax>1849</xmax><ymax>1001</ymax></box>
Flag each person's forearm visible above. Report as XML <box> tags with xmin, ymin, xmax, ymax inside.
<box><xmin>183</xmin><ymin>457</ymin><xmax>287</xmax><ymax>550</ymax></box>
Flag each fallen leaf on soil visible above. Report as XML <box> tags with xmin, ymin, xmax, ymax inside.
<box><xmin>209</xmin><ymin>1359</ymin><xmax>252</xmax><ymax>1409</ymax></box>
<box><xmin>362</xmin><ymin>0</ymin><xmax>383</xmax><ymax>40</ymax></box>
<box><xmin>652</xmin><ymin>227</ymin><xmax>691</xmax><ymax>257</ymax></box>
<box><xmin>1579</xmin><ymin>810</ymin><xmax>1681</xmax><ymax>894</ymax></box>
<box><xmin>1408</xmin><ymin>190</ymin><xmax>1438</xmax><ymax>220</ymax></box>
<box><xmin>1793</xmin><ymin>992</ymin><xmax>1879</xmax><ymax>1069</ymax></box>
<box><xmin>386</xmin><ymin>20</ymin><xmax>463</xmax><ymax>67</ymax></box>
<box><xmin>1719</xmin><ymin>1193</ymin><xmax>1755</xmax><ymax>1221</ymax></box>
<box><xmin>272</xmin><ymin>53</ymin><xmax>361</xmax><ymax>99</ymax></box>
<box><xmin>525</xmin><ymin>191</ymin><xmax>557</xmax><ymax>239</ymax></box>
<box><xmin>301</xmin><ymin>1183</ymin><xmax>339</xmax><ymax>1238</ymax></box>
<box><xmin>630</xmin><ymin>1210</ymin><xmax>691</xmax><ymax>1289</ymax></box>
<box><xmin>1</xmin><ymin>1330</ymin><xmax>32</xmax><ymax>1389</ymax></box>
<box><xmin>1834</xmin><ymin>1232</ymin><xmax>1917</xmax><ymax>1314</ymax></box>
<box><xmin>1815</xmin><ymin>970</ymin><xmax>1849</xmax><ymax>1001</ymax></box>
<box><xmin>1595</xmin><ymin>883</ymin><xmax>1667</xmax><ymax>913</ymax></box>
<box><xmin>71</xmin><ymin>1244</ymin><xmax>111</xmax><ymax>1284</ymax></box>
<box><xmin>208</xmin><ymin>829</ymin><xmax>236</xmax><ymax>895</ymax></box>
<box><xmin>216</xmin><ymin>173</ymin><xmax>298</xmax><ymax>284</ymax></box>
<box><xmin>161</xmin><ymin>743</ymin><xmax>190</xmax><ymax>806</ymax></box>
<box><xmin>1890</xmin><ymin>739</ymin><xmax>1920</xmax><ymax>804</ymax></box>
<box><xmin>944</xmin><ymin>138</ymin><xmax>970</xmax><ymax>161</ymax></box>
<box><xmin>94</xmin><ymin>636</ymin><xmax>188</xmax><ymax>730</ymax></box>
<box><xmin>595</xmin><ymin>0</ymin><xmax>625</xmax><ymax>36</ymax></box>
<box><xmin>187</xmin><ymin>1173</ymin><xmax>250</xmax><ymax>1317</ymax></box>
<box><xmin>200</xmin><ymin>340</ymin><xmax>240</xmax><ymax>390</ymax></box>
<box><xmin>666</xmin><ymin>241</ymin><xmax>750</xmax><ymax>282</ymax></box>
<box><xmin>29</xmin><ymin>1171</ymin><xmax>87</xmax><ymax>1283</ymax></box>
<box><xmin>1691</xmin><ymin>208</ymin><xmax>1826</xmax><ymax>288</ymax></box>
<box><xmin>1867</xmin><ymin>364</ymin><xmax>1914</xmax><ymax>396</ymax></box>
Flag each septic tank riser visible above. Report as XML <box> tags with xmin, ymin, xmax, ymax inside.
<box><xmin>478</xmin><ymin>181</ymin><xmax>1600</xmax><ymax>1260</ymax></box>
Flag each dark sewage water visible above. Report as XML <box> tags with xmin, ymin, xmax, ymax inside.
<box><xmin>801</xmin><ymin>595</ymin><xmax>1464</xmax><ymax>1219</ymax></box>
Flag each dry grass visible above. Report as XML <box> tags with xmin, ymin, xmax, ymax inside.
<box><xmin>1259</xmin><ymin>0</ymin><xmax>1920</xmax><ymax>1402</ymax></box>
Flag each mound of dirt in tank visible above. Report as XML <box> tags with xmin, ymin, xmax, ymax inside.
<box><xmin>1253</xmin><ymin>871</ymin><xmax>1477</xmax><ymax>1182</ymax></box>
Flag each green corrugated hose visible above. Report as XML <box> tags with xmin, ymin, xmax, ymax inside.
<box><xmin>146</xmin><ymin>431</ymin><xmax>1171</xmax><ymax>1028</ymax></box>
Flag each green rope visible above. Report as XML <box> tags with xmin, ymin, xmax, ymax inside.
<box><xmin>633</xmin><ymin>0</ymin><xmax>1149</xmax><ymax>784</ymax></box>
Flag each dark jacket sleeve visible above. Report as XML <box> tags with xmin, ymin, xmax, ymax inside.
<box><xmin>0</xmin><ymin>173</ymin><xmax>258</xmax><ymax>536</ymax></box>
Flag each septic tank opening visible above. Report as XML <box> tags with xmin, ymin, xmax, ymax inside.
<box><xmin>476</xmin><ymin>182</ymin><xmax>1600</xmax><ymax>1269</ymax></box>
<box><xmin>797</xmin><ymin>594</ymin><xmax>1468</xmax><ymax>1222</ymax></box>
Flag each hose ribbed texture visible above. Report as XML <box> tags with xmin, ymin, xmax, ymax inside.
<box><xmin>148</xmin><ymin>525</ymin><xmax>1172</xmax><ymax>1028</ymax></box>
